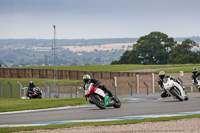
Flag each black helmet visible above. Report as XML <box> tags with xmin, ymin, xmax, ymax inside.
<box><xmin>159</xmin><ymin>71</ymin><xmax>165</xmax><ymax>79</ymax></box>
<box><xmin>83</xmin><ymin>74</ymin><xmax>91</xmax><ymax>83</ymax></box>
<box><xmin>192</xmin><ymin>67</ymin><xmax>198</xmax><ymax>74</ymax></box>
<box><xmin>29</xmin><ymin>81</ymin><xmax>34</xmax><ymax>85</ymax></box>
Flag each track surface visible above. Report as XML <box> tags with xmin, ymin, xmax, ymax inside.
<box><xmin>0</xmin><ymin>93</ymin><xmax>199</xmax><ymax>126</ymax></box>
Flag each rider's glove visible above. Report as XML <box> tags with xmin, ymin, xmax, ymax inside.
<box><xmin>193</xmin><ymin>82</ymin><xmax>197</xmax><ymax>85</ymax></box>
<box><xmin>196</xmin><ymin>84</ymin><xmax>200</xmax><ymax>89</ymax></box>
<box><xmin>93</xmin><ymin>84</ymin><xmax>98</xmax><ymax>87</ymax></box>
<box><xmin>159</xmin><ymin>87</ymin><xmax>164</xmax><ymax>90</ymax></box>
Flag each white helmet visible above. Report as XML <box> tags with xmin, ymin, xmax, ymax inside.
<box><xmin>83</xmin><ymin>74</ymin><xmax>91</xmax><ymax>83</ymax></box>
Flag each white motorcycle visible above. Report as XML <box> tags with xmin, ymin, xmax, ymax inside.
<box><xmin>163</xmin><ymin>77</ymin><xmax>188</xmax><ymax>101</ymax></box>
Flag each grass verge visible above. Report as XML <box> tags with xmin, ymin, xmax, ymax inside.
<box><xmin>0</xmin><ymin>98</ymin><xmax>128</xmax><ymax>112</ymax></box>
<box><xmin>0</xmin><ymin>114</ymin><xmax>199</xmax><ymax>133</ymax></box>
<box><xmin>0</xmin><ymin>98</ymin><xmax>88</xmax><ymax>112</ymax></box>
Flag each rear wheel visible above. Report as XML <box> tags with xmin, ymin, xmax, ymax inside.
<box><xmin>92</xmin><ymin>95</ymin><xmax>106</xmax><ymax>109</ymax></box>
<box><xmin>170</xmin><ymin>88</ymin><xmax>184</xmax><ymax>101</ymax></box>
<box><xmin>112</xmin><ymin>95</ymin><xmax>121</xmax><ymax>108</ymax></box>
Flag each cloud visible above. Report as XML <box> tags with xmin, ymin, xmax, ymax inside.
<box><xmin>0</xmin><ymin>0</ymin><xmax>200</xmax><ymax>39</ymax></box>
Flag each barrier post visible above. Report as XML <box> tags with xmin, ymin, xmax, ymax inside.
<box><xmin>152</xmin><ymin>73</ymin><xmax>155</xmax><ymax>94</ymax></box>
<box><xmin>143</xmin><ymin>82</ymin><xmax>149</xmax><ymax>95</ymax></box>
<box><xmin>128</xmin><ymin>82</ymin><xmax>133</xmax><ymax>96</ymax></box>
<box><xmin>17</xmin><ymin>82</ymin><xmax>23</xmax><ymax>98</ymax></box>
<box><xmin>8</xmin><ymin>82</ymin><xmax>12</xmax><ymax>98</ymax></box>
<box><xmin>68</xmin><ymin>83</ymin><xmax>72</xmax><ymax>98</ymax></box>
<box><xmin>46</xmin><ymin>82</ymin><xmax>51</xmax><ymax>98</ymax></box>
<box><xmin>0</xmin><ymin>83</ymin><xmax>3</xmax><ymax>99</ymax></box>
<box><xmin>136</xmin><ymin>74</ymin><xmax>139</xmax><ymax>94</ymax></box>
<box><xmin>112</xmin><ymin>83</ymin><xmax>117</xmax><ymax>96</ymax></box>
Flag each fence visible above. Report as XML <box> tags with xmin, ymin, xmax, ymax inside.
<box><xmin>0</xmin><ymin>72</ymin><xmax>199</xmax><ymax>99</ymax></box>
<box><xmin>0</xmin><ymin>82</ymin><xmax>21</xmax><ymax>99</ymax></box>
<box><xmin>0</xmin><ymin>82</ymin><xmax>86</xmax><ymax>99</ymax></box>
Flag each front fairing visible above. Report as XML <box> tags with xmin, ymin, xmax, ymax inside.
<box><xmin>85</xmin><ymin>83</ymin><xmax>96</xmax><ymax>97</ymax></box>
<box><xmin>163</xmin><ymin>78</ymin><xmax>174</xmax><ymax>91</ymax></box>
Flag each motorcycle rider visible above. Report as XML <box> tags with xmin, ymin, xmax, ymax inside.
<box><xmin>158</xmin><ymin>71</ymin><xmax>184</xmax><ymax>98</ymax></box>
<box><xmin>83</xmin><ymin>74</ymin><xmax>114</xmax><ymax>105</ymax></box>
<box><xmin>26</xmin><ymin>81</ymin><xmax>36</xmax><ymax>97</ymax></box>
<box><xmin>191</xmin><ymin>67</ymin><xmax>200</xmax><ymax>92</ymax></box>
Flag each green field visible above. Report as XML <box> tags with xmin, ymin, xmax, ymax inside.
<box><xmin>0</xmin><ymin>78</ymin><xmax>83</xmax><ymax>87</ymax></box>
<box><xmin>154</xmin><ymin>66</ymin><xmax>200</xmax><ymax>73</ymax></box>
<box><xmin>12</xmin><ymin>64</ymin><xmax>200</xmax><ymax>72</ymax></box>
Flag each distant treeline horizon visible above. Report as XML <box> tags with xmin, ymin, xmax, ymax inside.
<box><xmin>0</xmin><ymin>36</ymin><xmax>200</xmax><ymax>47</ymax></box>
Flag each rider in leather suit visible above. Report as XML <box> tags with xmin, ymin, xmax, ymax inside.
<box><xmin>83</xmin><ymin>74</ymin><xmax>114</xmax><ymax>97</ymax></box>
<box><xmin>191</xmin><ymin>67</ymin><xmax>200</xmax><ymax>92</ymax></box>
<box><xmin>158</xmin><ymin>71</ymin><xmax>184</xmax><ymax>98</ymax></box>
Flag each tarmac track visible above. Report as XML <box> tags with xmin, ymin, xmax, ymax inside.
<box><xmin>0</xmin><ymin>93</ymin><xmax>199</xmax><ymax>127</ymax></box>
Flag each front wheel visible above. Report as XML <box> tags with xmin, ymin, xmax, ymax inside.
<box><xmin>112</xmin><ymin>95</ymin><xmax>121</xmax><ymax>108</ymax></box>
<box><xmin>184</xmin><ymin>91</ymin><xmax>189</xmax><ymax>101</ymax></box>
<box><xmin>170</xmin><ymin>88</ymin><xmax>184</xmax><ymax>101</ymax></box>
<box><xmin>92</xmin><ymin>95</ymin><xmax>106</xmax><ymax>109</ymax></box>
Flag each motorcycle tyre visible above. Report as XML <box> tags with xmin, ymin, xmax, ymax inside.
<box><xmin>170</xmin><ymin>89</ymin><xmax>184</xmax><ymax>101</ymax></box>
<box><xmin>184</xmin><ymin>91</ymin><xmax>189</xmax><ymax>101</ymax></box>
<box><xmin>112</xmin><ymin>95</ymin><xmax>121</xmax><ymax>108</ymax></box>
<box><xmin>92</xmin><ymin>95</ymin><xmax>106</xmax><ymax>109</ymax></box>
<box><xmin>38</xmin><ymin>95</ymin><xmax>42</xmax><ymax>99</ymax></box>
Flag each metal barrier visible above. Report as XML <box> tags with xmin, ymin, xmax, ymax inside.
<box><xmin>17</xmin><ymin>82</ymin><xmax>23</xmax><ymax>98</ymax></box>
<box><xmin>0</xmin><ymin>83</ymin><xmax>3</xmax><ymax>99</ymax></box>
<box><xmin>143</xmin><ymin>82</ymin><xmax>149</xmax><ymax>95</ymax></box>
<box><xmin>42</xmin><ymin>82</ymin><xmax>49</xmax><ymax>98</ymax></box>
<box><xmin>67</xmin><ymin>83</ymin><xmax>72</xmax><ymax>98</ymax></box>
<box><xmin>55</xmin><ymin>82</ymin><xmax>60</xmax><ymax>98</ymax></box>
<box><xmin>112</xmin><ymin>83</ymin><xmax>117</xmax><ymax>96</ymax></box>
<box><xmin>128</xmin><ymin>82</ymin><xmax>133</xmax><ymax>96</ymax></box>
<box><xmin>46</xmin><ymin>82</ymin><xmax>51</xmax><ymax>98</ymax></box>
<box><xmin>8</xmin><ymin>82</ymin><xmax>12</xmax><ymax>98</ymax></box>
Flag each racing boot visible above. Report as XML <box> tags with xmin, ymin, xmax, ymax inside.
<box><xmin>104</xmin><ymin>96</ymin><xmax>110</xmax><ymax>106</ymax></box>
<box><xmin>101</xmin><ymin>85</ymin><xmax>114</xmax><ymax>98</ymax></box>
<box><xmin>161</xmin><ymin>90</ymin><xmax>170</xmax><ymax>98</ymax></box>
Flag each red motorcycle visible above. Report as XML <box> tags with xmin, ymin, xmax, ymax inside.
<box><xmin>84</xmin><ymin>83</ymin><xmax>121</xmax><ymax>109</ymax></box>
<box><xmin>27</xmin><ymin>87</ymin><xmax>42</xmax><ymax>99</ymax></box>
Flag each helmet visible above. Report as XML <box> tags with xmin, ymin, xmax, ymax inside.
<box><xmin>159</xmin><ymin>71</ymin><xmax>165</xmax><ymax>79</ymax></box>
<box><xmin>29</xmin><ymin>81</ymin><xmax>34</xmax><ymax>85</ymax></box>
<box><xmin>83</xmin><ymin>74</ymin><xmax>91</xmax><ymax>83</ymax></box>
<box><xmin>192</xmin><ymin>67</ymin><xmax>198</xmax><ymax>74</ymax></box>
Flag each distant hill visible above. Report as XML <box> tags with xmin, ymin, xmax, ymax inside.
<box><xmin>0</xmin><ymin>36</ymin><xmax>200</xmax><ymax>47</ymax></box>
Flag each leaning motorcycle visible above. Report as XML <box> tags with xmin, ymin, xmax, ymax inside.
<box><xmin>27</xmin><ymin>87</ymin><xmax>42</xmax><ymax>99</ymax></box>
<box><xmin>163</xmin><ymin>77</ymin><xmax>188</xmax><ymax>101</ymax></box>
<box><xmin>84</xmin><ymin>83</ymin><xmax>121</xmax><ymax>109</ymax></box>
<box><xmin>195</xmin><ymin>76</ymin><xmax>200</xmax><ymax>92</ymax></box>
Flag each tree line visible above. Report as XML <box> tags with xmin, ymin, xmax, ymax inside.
<box><xmin>111</xmin><ymin>32</ymin><xmax>199</xmax><ymax>65</ymax></box>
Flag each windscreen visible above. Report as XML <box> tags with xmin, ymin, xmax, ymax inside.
<box><xmin>163</xmin><ymin>78</ymin><xmax>168</xmax><ymax>83</ymax></box>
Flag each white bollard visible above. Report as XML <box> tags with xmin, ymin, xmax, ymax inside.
<box><xmin>152</xmin><ymin>73</ymin><xmax>155</xmax><ymax>94</ymax></box>
<box><xmin>136</xmin><ymin>74</ymin><xmax>139</xmax><ymax>94</ymax></box>
<box><xmin>191</xmin><ymin>86</ymin><xmax>193</xmax><ymax>93</ymax></box>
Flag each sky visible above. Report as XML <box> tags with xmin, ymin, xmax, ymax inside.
<box><xmin>0</xmin><ymin>0</ymin><xmax>200</xmax><ymax>39</ymax></box>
